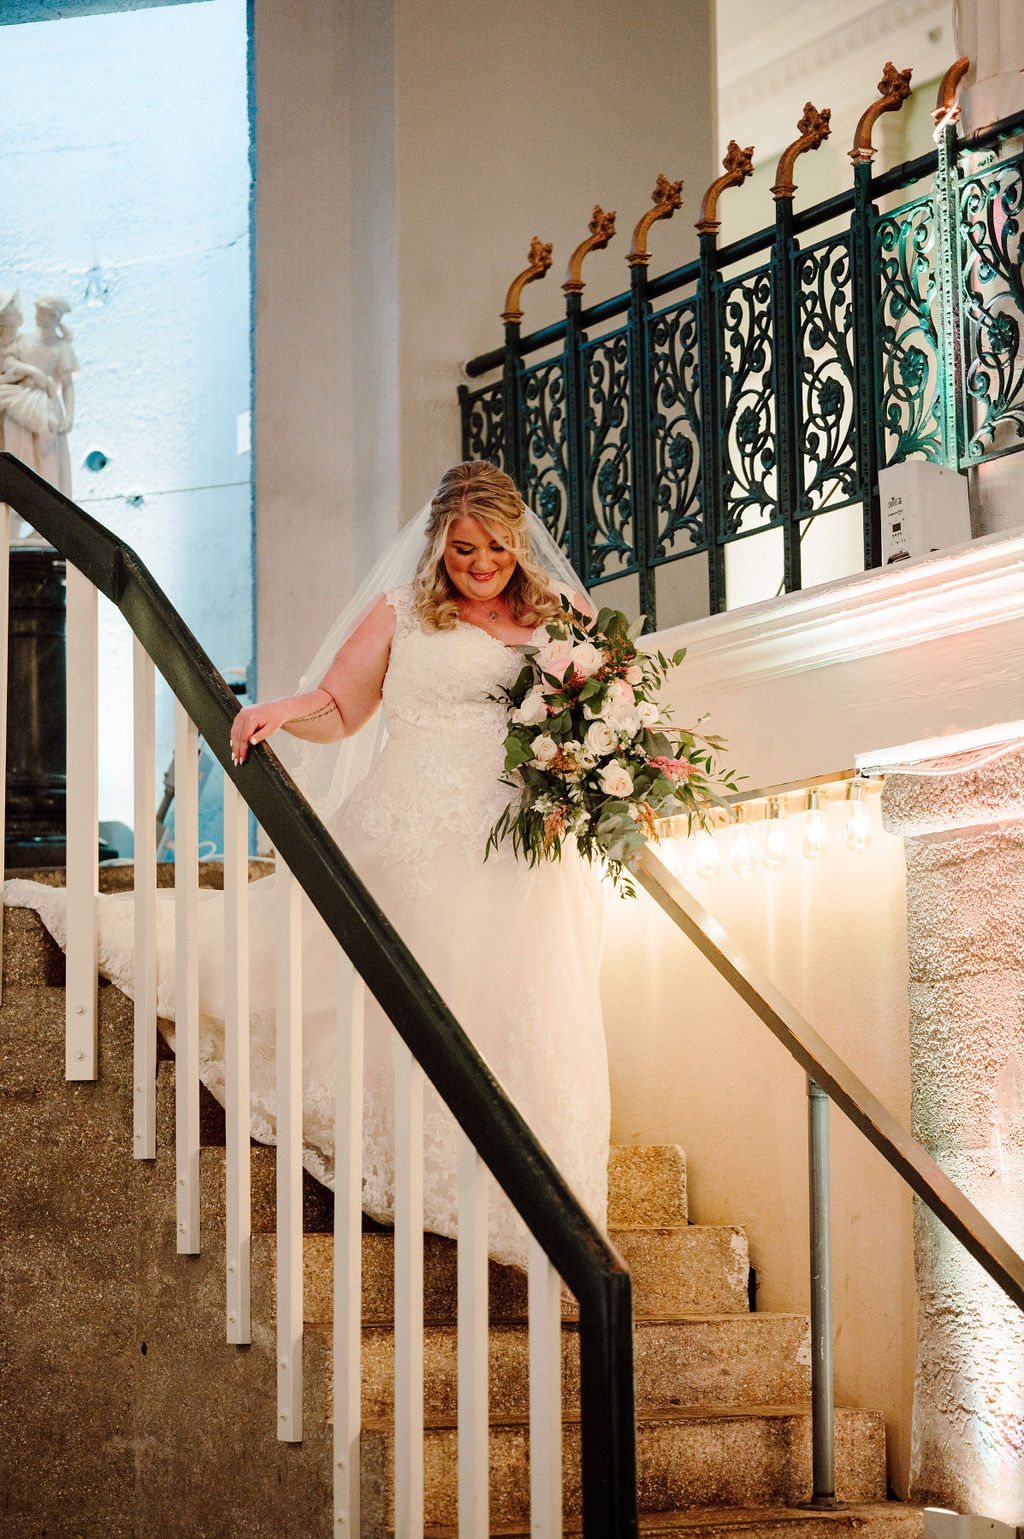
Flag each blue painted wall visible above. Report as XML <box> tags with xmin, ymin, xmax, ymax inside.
<box><xmin>1</xmin><ymin>0</ymin><xmax>252</xmax><ymax>835</ymax></box>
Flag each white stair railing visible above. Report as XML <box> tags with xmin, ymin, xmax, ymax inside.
<box><xmin>0</xmin><ymin>456</ymin><xmax>637</xmax><ymax>1538</ymax></box>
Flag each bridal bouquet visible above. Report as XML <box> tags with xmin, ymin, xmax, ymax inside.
<box><xmin>486</xmin><ymin>598</ymin><xmax>737</xmax><ymax>894</ymax></box>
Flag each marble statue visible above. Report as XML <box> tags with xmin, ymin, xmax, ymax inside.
<box><xmin>0</xmin><ymin>293</ymin><xmax>78</xmax><ymax>497</ymax></box>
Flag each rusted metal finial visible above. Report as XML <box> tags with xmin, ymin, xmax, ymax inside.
<box><xmin>696</xmin><ymin>141</ymin><xmax>754</xmax><ymax>235</ymax></box>
<box><xmin>850</xmin><ymin>62</ymin><xmax>913</xmax><ymax>164</ymax></box>
<box><xmin>771</xmin><ymin>103</ymin><xmax>832</xmax><ymax>201</ymax></box>
<box><xmin>931</xmin><ymin>56</ymin><xmax>970</xmax><ymax>140</ymax></box>
<box><xmin>627</xmin><ymin>174</ymin><xmax>684</xmax><ymax>266</ymax></box>
<box><xmin>562</xmin><ymin>206</ymin><xmax>617</xmax><ymax>294</ymax></box>
<box><xmin>501</xmin><ymin>237</ymin><xmax>554</xmax><ymax>323</ymax></box>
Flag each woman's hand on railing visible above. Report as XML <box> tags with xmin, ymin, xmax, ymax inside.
<box><xmin>230</xmin><ymin>689</ymin><xmax>341</xmax><ymax>764</ymax></box>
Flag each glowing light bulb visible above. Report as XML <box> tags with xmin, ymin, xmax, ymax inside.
<box><xmin>846</xmin><ymin>780</ymin><xmax>872</xmax><ymax>853</ymax></box>
<box><xmin>760</xmin><ymin>799</ymin><xmax>787</xmax><ymax>870</ymax></box>
<box><xmin>801</xmin><ymin>789</ymin><xmax>829</xmax><ymax>862</ymax></box>
<box><xmin>694</xmin><ymin>826</ymin><xmax>720</xmax><ymax>879</ymax></box>
<box><xmin>731</xmin><ymin>815</ymin><xmax>756</xmax><ymax>877</ymax></box>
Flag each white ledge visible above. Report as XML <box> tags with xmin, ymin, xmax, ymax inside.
<box><xmin>652</xmin><ymin>529</ymin><xmax>1024</xmax><ymax>692</ymax></box>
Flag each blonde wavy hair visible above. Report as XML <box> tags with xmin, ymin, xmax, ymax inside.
<box><xmin>412</xmin><ymin>461</ymin><xmax>562</xmax><ymax>632</ymax></box>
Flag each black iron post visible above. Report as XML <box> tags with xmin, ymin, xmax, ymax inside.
<box><xmin>5</xmin><ymin>546</ymin><xmax>67</xmax><ymax>867</ymax></box>
<box><xmin>627</xmin><ymin>261</ymin><xmax>657</xmax><ymax>627</ymax></box>
<box><xmin>850</xmin><ymin>159</ymin><xmax>883</xmax><ymax>568</ymax></box>
<box><xmin>769</xmin><ymin>106</ymin><xmax>833</xmax><ymax>593</ymax></box>
<box><xmin>934</xmin><ymin>116</ymin><xmax>967</xmax><ymax>468</ymax></box>
<box><xmin>696</xmin><ymin>229</ymin><xmax>727</xmax><ymax>614</ymax></box>
<box><xmin>771</xmin><ymin>192</ymin><xmax>803</xmax><ymax>594</ymax></box>
<box><xmin>501</xmin><ymin>318</ymin><xmax>526</xmax><ymax>486</ymax></box>
<box><xmin>623</xmin><ymin>177</ymin><xmax>684</xmax><ymax>630</ymax></box>
<box><xmin>693</xmin><ymin>144</ymin><xmax>755</xmax><ymax>615</ymax></box>
<box><xmin>563</xmin><ymin>287</ymin><xmax>589</xmax><ymax>581</ymax></box>
<box><xmin>848</xmin><ymin>63</ymin><xmax>914</xmax><ymax>568</ymax></box>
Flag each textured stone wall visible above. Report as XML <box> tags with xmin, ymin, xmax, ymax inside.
<box><xmin>883</xmin><ymin>745</ymin><xmax>1024</xmax><ymax>1520</ymax></box>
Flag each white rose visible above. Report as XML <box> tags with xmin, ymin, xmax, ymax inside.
<box><xmin>532</xmin><ymin>734</ymin><xmax>559</xmax><ymax>764</ymax></box>
<box><xmin>636</xmin><ymin>700</ymin><xmax>661</xmax><ymax>728</ymax></box>
<box><xmin>611</xmin><ymin>708</ymin><xmax>642</xmax><ymax>739</ymax></box>
<box><xmin>625</xmin><ymin>664</ymin><xmax>644</xmax><ymax>686</ymax></box>
<box><xmin>569</xmin><ymin>641</ymin><xmax>605</xmax><ymax>678</ymax></box>
<box><xmin>513</xmin><ymin>687</ymin><xmax>548</xmax><ymax>726</ymax></box>
<box><xmin>584</xmin><ymin>720</ymin><xmax>616</xmax><ymax>758</ymax></box>
<box><xmin>599</xmin><ymin>762</ymin><xmax>634</xmax><ymax>797</ymax></box>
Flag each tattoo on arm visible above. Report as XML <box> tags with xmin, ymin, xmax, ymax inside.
<box><xmin>291</xmin><ymin>700</ymin><xmax>340</xmax><ymax>725</ymax></box>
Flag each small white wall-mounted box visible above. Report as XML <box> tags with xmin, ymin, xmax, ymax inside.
<box><xmin>924</xmin><ymin>1510</ymin><xmax>1019</xmax><ymax>1539</ymax></box>
<box><xmin>878</xmin><ymin>459</ymin><xmax>971</xmax><ymax>565</ymax></box>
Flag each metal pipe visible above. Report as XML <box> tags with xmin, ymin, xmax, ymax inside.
<box><xmin>807</xmin><ymin>1078</ymin><xmax>836</xmax><ymax>1507</ymax></box>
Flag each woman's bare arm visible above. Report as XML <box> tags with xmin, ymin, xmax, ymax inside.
<box><xmin>230</xmin><ymin>594</ymin><xmax>396</xmax><ymax>763</ymax></box>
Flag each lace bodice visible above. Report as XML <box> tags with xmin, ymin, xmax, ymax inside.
<box><xmin>330</xmin><ymin>584</ymin><xmax>527</xmax><ymax>895</ymax></box>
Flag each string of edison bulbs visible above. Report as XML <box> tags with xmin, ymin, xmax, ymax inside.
<box><xmin>661</xmin><ymin>772</ymin><xmax>886</xmax><ymax>880</ymax></box>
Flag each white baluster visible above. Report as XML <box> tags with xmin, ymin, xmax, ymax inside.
<box><xmin>528</xmin><ymin>1236</ymin><xmax>562</xmax><ymax>1538</ymax></box>
<box><xmin>393</xmin><ymin>1037</ymin><xmax>424</xmax><ymax>1537</ymax></box>
<box><xmin>223</xmin><ymin>776</ymin><xmax>250</xmax><ymax>1344</ymax></box>
<box><xmin>275</xmin><ymin>861</ymin><xmax>303</xmax><ymax>1441</ymax></box>
<box><xmin>132</xmin><ymin>639</ymin><xmax>157</xmax><ymax>1159</ymax></box>
<box><xmin>0</xmin><ymin>507</ymin><xmax>8</xmax><ymax>1004</ymax></box>
<box><xmin>65</xmin><ymin>565</ymin><xmax>99</xmax><ymax>1079</ymax></box>
<box><xmin>173</xmin><ymin>702</ymin><xmax>200</xmax><ymax>1253</ymax></box>
<box><xmin>457</xmin><ymin>1132</ymin><xmax>489</xmax><ymax>1539</ymax></box>
<box><xmin>333</xmin><ymin>960</ymin><xmax>364</xmax><ymax>1533</ymax></box>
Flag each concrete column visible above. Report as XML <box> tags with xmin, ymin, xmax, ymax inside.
<box><xmin>882</xmin><ymin>744</ymin><xmax>1024</xmax><ymax>1520</ymax></box>
<box><xmin>957</xmin><ymin>0</ymin><xmax>1024</xmax><ymax>134</ymax></box>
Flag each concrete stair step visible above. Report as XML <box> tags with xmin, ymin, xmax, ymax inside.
<box><xmin>614</xmin><ymin>1225</ymin><xmax>750</xmax><ymax>1315</ymax></box>
<box><xmin>308</xmin><ymin>1311</ymin><xmax>811</xmax><ymax>1419</ymax></box>
<box><xmin>608</xmin><ymin>1143</ymin><xmax>688</xmax><ymax>1227</ymax></box>
<box><xmin>250</xmin><ymin>1216</ymin><xmax>752</xmax><ymax>1327</ymax></box>
<box><xmin>187</xmin><ymin>1117</ymin><xmax>690</xmax><ymax>1239</ymax></box>
<box><xmin>423</xmin><ymin>1503</ymin><xmax>925</xmax><ymax>1538</ymax></box>
<box><xmin>252</xmin><ymin>1230</ymin><xmax>540</xmax><ymax>1327</ymax></box>
<box><xmin>359</xmin><ymin>1405</ymin><xmax>887</xmax><ymax>1529</ymax></box>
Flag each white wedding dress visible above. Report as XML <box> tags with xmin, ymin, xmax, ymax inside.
<box><xmin>5</xmin><ymin>583</ymin><xmax>610</xmax><ymax>1268</ymax></box>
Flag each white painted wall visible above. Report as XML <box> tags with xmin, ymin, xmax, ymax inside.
<box><xmin>601</xmin><ymin>529</ymin><xmax>1024</xmax><ymax>1494</ymax></box>
<box><xmin>0</xmin><ymin>0</ymin><xmax>252</xmax><ymax>826</ymax></box>
<box><xmin>253</xmin><ymin>0</ymin><xmax>717</xmax><ymax>702</ymax></box>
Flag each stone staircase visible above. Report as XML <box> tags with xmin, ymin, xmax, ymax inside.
<box><xmin>0</xmin><ymin>888</ymin><xmax>925</xmax><ymax>1538</ymax></box>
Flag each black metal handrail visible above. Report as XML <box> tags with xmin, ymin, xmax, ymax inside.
<box><xmin>637</xmin><ymin>846</ymin><xmax>1024</xmax><ymax>1505</ymax></box>
<box><xmin>0</xmin><ymin>452</ymin><xmax>638</xmax><ymax>1536</ymax></box>
<box><xmin>459</xmin><ymin>100</ymin><xmax>1024</xmax><ymax>628</ymax></box>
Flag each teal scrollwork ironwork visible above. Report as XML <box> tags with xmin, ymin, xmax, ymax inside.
<box><xmin>961</xmin><ymin>151</ymin><xmax>1024</xmax><ymax>460</ymax></box>
<box><xmin>649</xmin><ymin>298</ymin><xmax>703</xmax><ymax>558</ymax></box>
<box><xmin>875</xmin><ymin>196</ymin><xmax>944</xmax><ymax>464</ymax></box>
<box><xmin>460</xmin><ymin>104</ymin><xmax>1024</xmax><ymax>622</ymax></box>
<box><xmin>521</xmin><ymin>357</ymin><xmax>569</xmax><ymax>548</ymax></box>
<box><xmin>584</xmin><ymin>329</ymin><xmax>635</xmax><ymax>579</ymax></box>
<box><xmin>721</xmin><ymin>267</ymin><xmax>777</xmax><ymax>532</ymax></box>
<box><xmin>460</xmin><ymin>382</ymin><xmax>506</xmax><ymax>466</ymax></box>
<box><xmin>795</xmin><ymin>235</ymin><xmax>859</xmax><ymax>513</ymax></box>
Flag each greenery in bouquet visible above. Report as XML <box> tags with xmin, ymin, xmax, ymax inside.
<box><xmin>485</xmin><ymin>598</ymin><xmax>739</xmax><ymax>895</ymax></box>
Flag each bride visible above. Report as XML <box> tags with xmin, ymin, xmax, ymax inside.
<box><xmin>8</xmin><ymin>461</ymin><xmax>611</xmax><ymax>1267</ymax></box>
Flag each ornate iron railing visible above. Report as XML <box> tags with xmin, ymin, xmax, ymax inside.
<box><xmin>460</xmin><ymin>61</ymin><xmax>1024</xmax><ymax>629</ymax></box>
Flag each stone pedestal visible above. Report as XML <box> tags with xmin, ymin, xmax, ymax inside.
<box><xmin>882</xmin><ymin>745</ymin><xmax>1024</xmax><ymax>1521</ymax></box>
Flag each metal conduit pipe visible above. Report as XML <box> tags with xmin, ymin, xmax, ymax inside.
<box><xmin>807</xmin><ymin>1078</ymin><xmax>836</xmax><ymax>1507</ymax></box>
